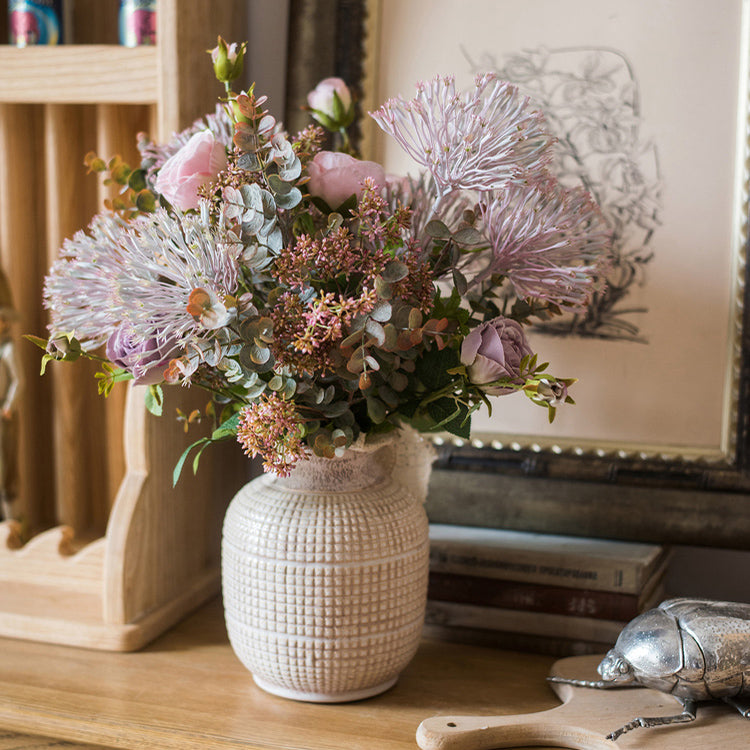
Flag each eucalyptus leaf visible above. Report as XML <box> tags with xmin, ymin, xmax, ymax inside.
<box><xmin>382</xmin><ymin>260</ymin><xmax>409</xmax><ymax>283</ymax></box>
<box><xmin>278</xmin><ymin>157</ymin><xmax>302</xmax><ymax>182</ymax></box>
<box><xmin>370</xmin><ymin>300</ymin><xmax>392</xmax><ymax>322</ymax></box>
<box><xmin>425</xmin><ymin>219</ymin><xmax>452</xmax><ymax>240</ymax></box>
<box><xmin>274</xmin><ymin>187</ymin><xmax>302</xmax><ymax>210</ymax></box>
<box><xmin>453</xmin><ymin>226</ymin><xmax>483</xmax><ymax>245</ymax></box>
<box><xmin>365</xmin><ymin>318</ymin><xmax>386</xmax><ymax>346</ymax></box>
<box><xmin>366</xmin><ymin>396</ymin><xmax>387</xmax><ymax>424</ymax></box>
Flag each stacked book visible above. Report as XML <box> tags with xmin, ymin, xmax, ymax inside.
<box><xmin>424</xmin><ymin>524</ymin><xmax>671</xmax><ymax>656</ymax></box>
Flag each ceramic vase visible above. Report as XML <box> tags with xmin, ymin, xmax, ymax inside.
<box><xmin>221</xmin><ymin>431</ymin><xmax>433</xmax><ymax>702</ymax></box>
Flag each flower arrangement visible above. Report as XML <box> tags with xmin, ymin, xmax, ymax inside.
<box><xmin>34</xmin><ymin>38</ymin><xmax>611</xmax><ymax>479</ymax></box>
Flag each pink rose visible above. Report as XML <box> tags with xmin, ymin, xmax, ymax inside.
<box><xmin>307</xmin><ymin>77</ymin><xmax>352</xmax><ymax>126</ymax></box>
<box><xmin>307</xmin><ymin>151</ymin><xmax>386</xmax><ymax>208</ymax></box>
<box><xmin>154</xmin><ymin>130</ymin><xmax>228</xmax><ymax>210</ymax></box>
<box><xmin>460</xmin><ymin>317</ymin><xmax>534</xmax><ymax>395</ymax></box>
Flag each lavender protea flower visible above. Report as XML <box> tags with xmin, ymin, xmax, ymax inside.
<box><xmin>476</xmin><ymin>178</ymin><xmax>612</xmax><ymax>309</ymax></box>
<box><xmin>370</xmin><ymin>73</ymin><xmax>555</xmax><ymax>197</ymax></box>
<box><xmin>44</xmin><ymin>203</ymin><xmax>243</xmax><ymax>359</ymax></box>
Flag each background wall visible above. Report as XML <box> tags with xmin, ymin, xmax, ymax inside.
<box><xmin>243</xmin><ymin>0</ymin><xmax>750</xmax><ymax>606</ymax></box>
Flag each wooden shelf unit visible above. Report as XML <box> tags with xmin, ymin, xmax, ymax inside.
<box><xmin>0</xmin><ymin>0</ymin><xmax>250</xmax><ymax>651</ymax></box>
<box><xmin>0</xmin><ymin>46</ymin><xmax>159</xmax><ymax>103</ymax></box>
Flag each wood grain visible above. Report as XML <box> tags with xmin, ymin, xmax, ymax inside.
<box><xmin>0</xmin><ymin>47</ymin><xmax>159</xmax><ymax>104</ymax></box>
<box><xmin>417</xmin><ymin>655</ymin><xmax>750</xmax><ymax>750</ymax></box>
<box><xmin>0</xmin><ymin>0</ymin><xmax>252</xmax><ymax>652</ymax></box>
<box><xmin>0</xmin><ymin>731</ymin><xmax>107</xmax><ymax>749</ymax></box>
<box><xmin>44</xmin><ymin>103</ymin><xmax>106</xmax><ymax>536</ymax></box>
<box><xmin>0</xmin><ymin>599</ymin><xmax>564</xmax><ymax>750</ymax></box>
<box><xmin>0</xmin><ymin>103</ymin><xmax>56</xmax><ymax>534</ymax></box>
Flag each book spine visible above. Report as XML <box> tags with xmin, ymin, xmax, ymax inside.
<box><xmin>425</xmin><ymin>600</ymin><xmax>626</xmax><ymax>644</ymax></box>
<box><xmin>428</xmin><ymin>572</ymin><xmax>649</xmax><ymax>621</ymax></box>
<box><xmin>429</xmin><ymin>546</ymin><xmax>647</xmax><ymax>594</ymax></box>
<box><xmin>422</xmin><ymin>623</ymin><xmax>613</xmax><ymax>658</ymax></box>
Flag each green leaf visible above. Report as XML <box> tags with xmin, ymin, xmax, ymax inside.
<box><xmin>341</xmin><ymin>328</ymin><xmax>364</xmax><ymax>349</ymax></box>
<box><xmin>128</xmin><ymin>169</ymin><xmax>147</xmax><ymax>192</ymax></box>
<box><xmin>366</xmin><ymin>396</ymin><xmax>387</xmax><ymax>424</ymax></box>
<box><xmin>425</xmin><ymin>219</ymin><xmax>452</xmax><ymax>240</ymax></box>
<box><xmin>365</xmin><ymin>318</ymin><xmax>386</xmax><ymax>346</ymax></box>
<box><xmin>274</xmin><ymin>186</ymin><xmax>302</xmax><ymax>210</ymax></box>
<box><xmin>39</xmin><ymin>353</ymin><xmax>54</xmax><ymax>376</ymax></box>
<box><xmin>211</xmin><ymin>412</ymin><xmax>240</xmax><ymax>441</ymax></box>
<box><xmin>415</xmin><ymin>346</ymin><xmax>460</xmax><ymax>392</ymax></box>
<box><xmin>145</xmin><ymin>384</ymin><xmax>163</xmax><ymax>416</ymax></box>
<box><xmin>453</xmin><ymin>226</ymin><xmax>483</xmax><ymax>245</ymax></box>
<box><xmin>427</xmin><ymin>397</ymin><xmax>471</xmax><ymax>439</ymax></box>
<box><xmin>382</xmin><ymin>260</ymin><xmax>409</xmax><ymax>283</ymax></box>
<box><xmin>370</xmin><ymin>300</ymin><xmax>392</xmax><ymax>322</ymax></box>
<box><xmin>192</xmin><ymin>441</ymin><xmax>211</xmax><ymax>476</ymax></box>
<box><xmin>374</xmin><ymin>276</ymin><xmax>393</xmax><ymax>300</ymax></box>
<box><xmin>173</xmin><ymin>437</ymin><xmax>208</xmax><ymax>487</ymax></box>
<box><xmin>24</xmin><ymin>334</ymin><xmax>49</xmax><ymax>351</ymax></box>
<box><xmin>452</xmin><ymin>268</ymin><xmax>468</xmax><ymax>296</ymax></box>
<box><xmin>135</xmin><ymin>190</ymin><xmax>156</xmax><ymax>213</ymax></box>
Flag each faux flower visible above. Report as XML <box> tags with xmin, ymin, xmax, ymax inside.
<box><xmin>307</xmin><ymin>77</ymin><xmax>354</xmax><ymax>130</ymax></box>
<box><xmin>106</xmin><ymin>324</ymin><xmax>176</xmax><ymax>385</ymax></box>
<box><xmin>477</xmin><ymin>178</ymin><xmax>611</xmax><ymax>310</ymax></box>
<box><xmin>370</xmin><ymin>73</ymin><xmax>554</xmax><ymax>197</ymax></box>
<box><xmin>307</xmin><ymin>151</ymin><xmax>385</xmax><ymax>208</ymax></box>
<box><xmin>38</xmin><ymin>54</ymin><xmax>612</xmax><ymax>479</ymax></box>
<box><xmin>210</xmin><ymin>37</ymin><xmax>246</xmax><ymax>84</ymax></box>
<box><xmin>460</xmin><ymin>317</ymin><xmax>533</xmax><ymax>395</ymax></box>
<box><xmin>154</xmin><ymin>130</ymin><xmax>228</xmax><ymax>211</ymax></box>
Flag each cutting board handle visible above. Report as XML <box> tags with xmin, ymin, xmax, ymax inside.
<box><xmin>416</xmin><ymin>712</ymin><xmax>613</xmax><ymax>750</ymax></box>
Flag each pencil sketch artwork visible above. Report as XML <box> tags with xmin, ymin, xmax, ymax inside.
<box><xmin>466</xmin><ymin>46</ymin><xmax>662</xmax><ymax>343</ymax></box>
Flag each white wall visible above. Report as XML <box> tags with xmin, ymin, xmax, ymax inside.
<box><xmin>244</xmin><ymin>0</ymin><xmax>290</xmax><ymax>120</ymax></box>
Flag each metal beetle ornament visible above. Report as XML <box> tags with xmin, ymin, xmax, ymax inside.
<box><xmin>549</xmin><ymin>598</ymin><xmax>750</xmax><ymax>741</ymax></box>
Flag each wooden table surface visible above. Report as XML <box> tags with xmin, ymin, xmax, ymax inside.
<box><xmin>0</xmin><ymin>597</ymin><xmax>565</xmax><ymax>750</ymax></box>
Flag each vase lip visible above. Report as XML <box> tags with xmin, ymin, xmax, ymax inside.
<box><xmin>267</xmin><ymin>440</ymin><xmax>395</xmax><ymax>490</ymax></box>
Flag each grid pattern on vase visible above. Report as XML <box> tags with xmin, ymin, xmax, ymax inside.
<box><xmin>222</xmin><ymin>479</ymin><xmax>429</xmax><ymax>696</ymax></box>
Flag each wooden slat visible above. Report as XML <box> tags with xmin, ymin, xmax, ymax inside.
<box><xmin>43</xmin><ymin>104</ymin><xmax>108</xmax><ymax>536</ymax></box>
<box><xmin>0</xmin><ymin>47</ymin><xmax>159</xmax><ymax>104</ymax></box>
<box><xmin>0</xmin><ymin>103</ymin><xmax>55</xmax><ymax>535</ymax></box>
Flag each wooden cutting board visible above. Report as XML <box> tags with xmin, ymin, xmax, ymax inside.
<box><xmin>416</xmin><ymin>654</ymin><xmax>750</xmax><ymax>749</ymax></box>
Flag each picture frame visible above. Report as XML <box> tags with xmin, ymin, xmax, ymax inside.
<box><xmin>308</xmin><ymin>0</ymin><xmax>750</xmax><ymax>547</ymax></box>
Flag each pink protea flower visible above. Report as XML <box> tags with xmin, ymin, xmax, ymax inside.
<box><xmin>370</xmin><ymin>73</ymin><xmax>555</xmax><ymax>196</ymax></box>
<box><xmin>477</xmin><ymin>178</ymin><xmax>612</xmax><ymax>310</ymax></box>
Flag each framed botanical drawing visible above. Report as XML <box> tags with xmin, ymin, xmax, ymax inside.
<box><xmin>349</xmin><ymin>0</ymin><xmax>750</xmax><ymax>547</ymax></box>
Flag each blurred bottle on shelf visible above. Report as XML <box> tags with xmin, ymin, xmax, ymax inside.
<box><xmin>119</xmin><ymin>0</ymin><xmax>156</xmax><ymax>47</ymax></box>
<box><xmin>8</xmin><ymin>0</ymin><xmax>71</xmax><ymax>46</ymax></box>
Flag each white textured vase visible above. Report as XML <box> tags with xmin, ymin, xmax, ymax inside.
<box><xmin>221</xmin><ymin>435</ymin><xmax>431</xmax><ymax>702</ymax></box>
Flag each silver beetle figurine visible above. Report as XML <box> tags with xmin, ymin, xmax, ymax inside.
<box><xmin>549</xmin><ymin>598</ymin><xmax>750</xmax><ymax>740</ymax></box>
